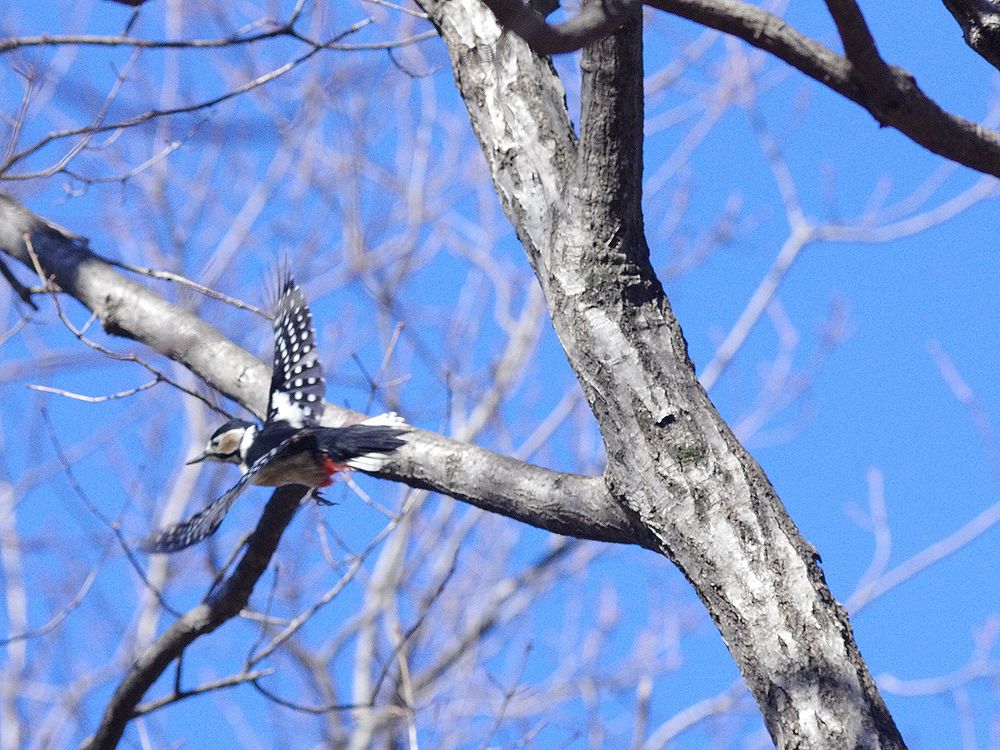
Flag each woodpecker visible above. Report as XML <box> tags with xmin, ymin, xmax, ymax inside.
<box><xmin>142</xmin><ymin>274</ymin><xmax>407</xmax><ymax>553</ymax></box>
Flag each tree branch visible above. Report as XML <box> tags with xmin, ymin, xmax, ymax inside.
<box><xmin>824</xmin><ymin>0</ymin><xmax>887</xmax><ymax>75</ymax></box>
<box><xmin>0</xmin><ymin>192</ymin><xmax>651</xmax><ymax>549</ymax></box>
<box><xmin>479</xmin><ymin>0</ymin><xmax>638</xmax><ymax>54</ymax></box>
<box><xmin>419</xmin><ymin>0</ymin><xmax>906</xmax><ymax>744</ymax></box>
<box><xmin>645</xmin><ymin>0</ymin><xmax>1000</xmax><ymax>178</ymax></box>
<box><xmin>481</xmin><ymin>0</ymin><xmax>1000</xmax><ymax>179</ymax></box>
<box><xmin>823</xmin><ymin>0</ymin><xmax>903</xmax><ymax>109</ymax></box>
<box><xmin>940</xmin><ymin>0</ymin><xmax>1000</xmax><ymax>71</ymax></box>
<box><xmin>80</xmin><ymin>485</ymin><xmax>308</xmax><ymax>750</ymax></box>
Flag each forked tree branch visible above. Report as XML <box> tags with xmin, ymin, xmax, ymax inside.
<box><xmin>0</xmin><ymin>192</ymin><xmax>650</xmax><ymax>550</ymax></box>
<box><xmin>81</xmin><ymin>485</ymin><xmax>308</xmax><ymax>750</ymax></box>
<box><xmin>419</xmin><ymin>0</ymin><xmax>905</xmax><ymax>744</ymax></box>
<box><xmin>476</xmin><ymin>0</ymin><xmax>1000</xmax><ymax>179</ymax></box>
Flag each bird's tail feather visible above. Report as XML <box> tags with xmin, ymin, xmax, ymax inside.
<box><xmin>321</xmin><ymin>416</ymin><xmax>408</xmax><ymax>472</ymax></box>
<box><xmin>359</xmin><ymin>411</ymin><xmax>407</xmax><ymax>429</ymax></box>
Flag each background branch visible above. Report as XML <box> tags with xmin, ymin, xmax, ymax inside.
<box><xmin>81</xmin><ymin>485</ymin><xmax>308</xmax><ymax>750</ymax></box>
<box><xmin>0</xmin><ymin>192</ymin><xmax>648</xmax><ymax>548</ymax></box>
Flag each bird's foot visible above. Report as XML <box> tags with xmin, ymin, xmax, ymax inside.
<box><xmin>312</xmin><ymin>489</ymin><xmax>337</xmax><ymax>507</ymax></box>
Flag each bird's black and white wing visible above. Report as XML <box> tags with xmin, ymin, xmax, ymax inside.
<box><xmin>267</xmin><ymin>273</ymin><xmax>326</xmax><ymax>428</ymax></box>
<box><xmin>142</xmin><ymin>438</ymin><xmax>296</xmax><ymax>553</ymax></box>
<box><xmin>328</xmin><ymin>412</ymin><xmax>409</xmax><ymax>472</ymax></box>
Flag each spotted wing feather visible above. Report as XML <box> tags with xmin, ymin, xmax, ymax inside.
<box><xmin>142</xmin><ymin>438</ymin><xmax>294</xmax><ymax>553</ymax></box>
<box><xmin>267</xmin><ymin>274</ymin><xmax>325</xmax><ymax>428</ymax></box>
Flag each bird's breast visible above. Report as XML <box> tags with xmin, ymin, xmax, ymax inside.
<box><xmin>250</xmin><ymin>451</ymin><xmax>330</xmax><ymax>488</ymax></box>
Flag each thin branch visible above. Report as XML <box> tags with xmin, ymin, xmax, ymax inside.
<box><xmin>328</xmin><ymin>29</ymin><xmax>438</xmax><ymax>50</ymax></box>
<box><xmin>847</xmin><ymin>344</ymin><xmax>1000</xmax><ymax>613</ymax></box>
<box><xmin>61</xmin><ymin>135</ymin><xmax>189</xmax><ymax>188</ymax></box>
<box><xmin>101</xmin><ymin>258</ymin><xmax>266</xmax><ymax>317</ymax></box>
<box><xmin>249</xmin><ymin>679</ymin><xmax>368</xmax><ymax>714</ymax></box>
<box><xmin>699</xmin><ymin>224</ymin><xmax>813</xmax><ymax>392</ymax></box>
<box><xmin>369</xmin><ymin>540</ymin><xmax>459</xmax><ymax>702</ymax></box>
<box><xmin>22</xmin><ymin>234</ymin><xmax>229</xmax><ymax>417</ymax></box>
<box><xmin>0</xmin><ymin>545</ymin><xmax>105</xmax><ymax>645</ymax></box>
<box><xmin>3</xmin><ymin>64</ymin><xmax>35</xmax><ymax>165</ymax></box>
<box><xmin>80</xmin><ymin>485</ymin><xmax>309</xmax><ymax>750</ymax></box>
<box><xmin>4</xmin><ymin>48</ymin><xmax>144</xmax><ymax>181</ymax></box>
<box><xmin>479</xmin><ymin>0</ymin><xmax>638</xmax><ymax>54</ymax></box>
<box><xmin>0</xmin><ymin>23</ymin><xmax>436</xmax><ymax>55</ymax></box>
<box><xmin>37</xmin><ymin>406</ymin><xmax>184</xmax><ymax>620</ymax></box>
<box><xmin>28</xmin><ymin>379</ymin><xmax>161</xmax><ymax>404</ymax></box>
<box><xmin>364</xmin><ymin>0</ymin><xmax>431</xmax><ymax>20</ymax></box>
<box><xmin>1</xmin><ymin>20</ymin><xmax>375</xmax><ymax>177</ymax></box>
<box><xmin>131</xmin><ymin>668</ymin><xmax>276</xmax><ymax>717</ymax></box>
<box><xmin>644</xmin><ymin>680</ymin><xmax>748</xmax><ymax>749</ymax></box>
<box><xmin>0</xmin><ymin>24</ymin><xmax>303</xmax><ymax>53</ymax></box>
<box><xmin>247</xmin><ymin>486</ymin><xmax>423</xmax><ymax>668</ymax></box>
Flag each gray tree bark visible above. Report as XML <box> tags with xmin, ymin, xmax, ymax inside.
<box><xmin>417</xmin><ymin>0</ymin><xmax>905</xmax><ymax>746</ymax></box>
<box><xmin>0</xmin><ymin>2</ymin><xmax>914</xmax><ymax>746</ymax></box>
<box><xmin>0</xmin><ymin>194</ymin><xmax>647</xmax><ymax>549</ymax></box>
<box><xmin>0</xmin><ymin>192</ymin><xmax>653</xmax><ymax>749</ymax></box>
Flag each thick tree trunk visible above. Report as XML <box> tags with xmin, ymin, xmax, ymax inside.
<box><xmin>420</xmin><ymin>1</ymin><xmax>906</xmax><ymax>746</ymax></box>
<box><xmin>0</xmin><ymin>4</ymin><xmax>909</xmax><ymax>745</ymax></box>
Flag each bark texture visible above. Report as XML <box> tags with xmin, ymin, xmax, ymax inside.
<box><xmin>0</xmin><ymin>193</ymin><xmax>650</xmax><ymax>548</ymax></box>
<box><xmin>0</xmin><ymin>191</ymin><xmax>655</xmax><ymax>746</ymax></box>
<box><xmin>941</xmin><ymin>0</ymin><xmax>1000</xmax><ymax>71</ymax></box>
<box><xmin>419</xmin><ymin>1</ymin><xmax>905</xmax><ymax>746</ymax></box>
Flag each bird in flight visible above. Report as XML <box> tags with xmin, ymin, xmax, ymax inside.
<box><xmin>143</xmin><ymin>273</ymin><xmax>407</xmax><ymax>553</ymax></box>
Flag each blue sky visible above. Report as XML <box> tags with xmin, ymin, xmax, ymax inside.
<box><xmin>2</xmin><ymin>1</ymin><xmax>1000</xmax><ymax>748</ymax></box>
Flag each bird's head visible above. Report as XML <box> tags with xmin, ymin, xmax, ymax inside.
<box><xmin>187</xmin><ymin>418</ymin><xmax>255</xmax><ymax>465</ymax></box>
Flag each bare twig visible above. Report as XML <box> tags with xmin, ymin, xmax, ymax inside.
<box><xmin>0</xmin><ymin>544</ymin><xmax>108</xmax><ymax>645</ymax></box>
<box><xmin>23</xmin><ymin>234</ymin><xmax>230</xmax><ymax>417</ymax></box>
<box><xmin>81</xmin><ymin>485</ymin><xmax>309</xmax><ymax>750</ymax></box>
<box><xmin>101</xmin><ymin>258</ymin><xmax>266</xmax><ymax>317</ymax></box>
<box><xmin>249</xmin><ymin>680</ymin><xmax>368</xmax><ymax>714</ymax></box>
<box><xmin>131</xmin><ymin>668</ymin><xmax>276</xmax><ymax>717</ymax></box>
<box><xmin>28</xmin><ymin>379</ymin><xmax>161</xmax><ymax>403</ymax></box>
<box><xmin>1</xmin><ymin>25</ymin><xmax>300</xmax><ymax>53</ymax></box>
<box><xmin>37</xmin><ymin>406</ymin><xmax>184</xmax><ymax>620</ymax></box>
<box><xmin>2</xmin><ymin>20</ymin><xmax>375</xmax><ymax>178</ymax></box>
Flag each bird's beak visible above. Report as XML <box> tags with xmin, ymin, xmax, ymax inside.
<box><xmin>186</xmin><ymin>452</ymin><xmax>210</xmax><ymax>465</ymax></box>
